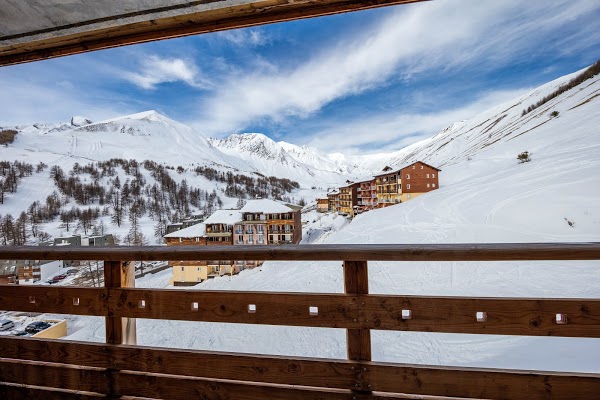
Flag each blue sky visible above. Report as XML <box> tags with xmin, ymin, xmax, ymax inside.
<box><xmin>1</xmin><ymin>0</ymin><xmax>599</xmax><ymax>154</ymax></box>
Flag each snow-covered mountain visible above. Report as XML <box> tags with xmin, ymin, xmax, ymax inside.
<box><xmin>208</xmin><ymin>133</ymin><xmax>349</xmax><ymax>183</ymax></box>
<box><xmin>6</xmin><ymin>110</ymin><xmax>243</xmax><ymax>169</ymax></box>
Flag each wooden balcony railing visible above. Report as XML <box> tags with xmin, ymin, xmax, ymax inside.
<box><xmin>1</xmin><ymin>243</ymin><xmax>600</xmax><ymax>399</ymax></box>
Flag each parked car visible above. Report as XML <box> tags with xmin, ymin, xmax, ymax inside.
<box><xmin>48</xmin><ymin>274</ymin><xmax>68</xmax><ymax>284</ymax></box>
<box><xmin>0</xmin><ymin>319</ymin><xmax>15</xmax><ymax>331</ymax></box>
<box><xmin>13</xmin><ymin>331</ymin><xmax>28</xmax><ymax>336</ymax></box>
<box><xmin>24</xmin><ymin>321</ymin><xmax>51</xmax><ymax>334</ymax></box>
<box><xmin>65</xmin><ymin>269</ymin><xmax>78</xmax><ymax>275</ymax></box>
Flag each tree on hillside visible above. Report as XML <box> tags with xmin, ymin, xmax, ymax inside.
<box><xmin>125</xmin><ymin>211</ymin><xmax>148</xmax><ymax>246</ymax></box>
<box><xmin>60</xmin><ymin>208</ymin><xmax>77</xmax><ymax>232</ymax></box>
<box><xmin>517</xmin><ymin>151</ymin><xmax>532</xmax><ymax>164</ymax></box>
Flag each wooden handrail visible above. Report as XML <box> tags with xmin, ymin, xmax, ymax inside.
<box><xmin>0</xmin><ymin>242</ymin><xmax>599</xmax><ymax>261</ymax></box>
<box><xmin>2</xmin><ymin>285</ymin><xmax>600</xmax><ymax>337</ymax></box>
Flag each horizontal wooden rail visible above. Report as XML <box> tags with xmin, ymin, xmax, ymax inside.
<box><xmin>360</xmin><ymin>294</ymin><xmax>600</xmax><ymax>337</ymax></box>
<box><xmin>108</xmin><ymin>288</ymin><xmax>358</xmax><ymax>328</ymax></box>
<box><xmin>2</xmin><ymin>285</ymin><xmax>600</xmax><ymax>337</ymax></box>
<box><xmin>0</xmin><ymin>242</ymin><xmax>599</xmax><ymax>261</ymax></box>
<box><xmin>0</xmin><ymin>383</ymin><xmax>104</xmax><ymax>400</ymax></box>
<box><xmin>0</xmin><ymin>359</ymin><xmax>106</xmax><ymax>394</ymax></box>
<box><xmin>1</xmin><ymin>337</ymin><xmax>599</xmax><ymax>399</ymax></box>
<box><xmin>0</xmin><ymin>285</ymin><xmax>105</xmax><ymax>316</ymax></box>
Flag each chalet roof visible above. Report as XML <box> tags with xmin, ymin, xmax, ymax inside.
<box><xmin>327</xmin><ymin>190</ymin><xmax>339</xmax><ymax>195</ymax></box>
<box><xmin>164</xmin><ymin>223</ymin><xmax>206</xmax><ymax>238</ymax></box>
<box><xmin>203</xmin><ymin>210</ymin><xmax>242</xmax><ymax>225</ymax></box>
<box><xmin>372</xmin><ymin>161</ymin><xmax>441</xmax><ymax>177</ymax></box>
<box><xmin>241</xmin><ymin>199</ymin><xmax>294</xmax><ymax>213</ymax></box>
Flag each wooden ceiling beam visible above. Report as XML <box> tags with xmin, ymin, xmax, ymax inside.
<box><xmin>0</xmin><ymin>0</ymin><xmax>428</xmax><ymax>67</ymax></box>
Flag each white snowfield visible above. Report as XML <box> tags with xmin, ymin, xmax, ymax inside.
<box><xmin>62</xmin><ymin>68</ymin><xmax>600</xmax><ymax>373</ymax></box>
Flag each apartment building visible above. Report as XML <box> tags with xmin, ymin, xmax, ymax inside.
<box><xmin>204</xmin><ymin>210</ymin><xmax>242</xmax><ymax>278</ymax></box>
<box><xmin>375</xmin><ymin>167</ymin><xmax>401</xmax><ymax>207</ymax></box>
<box><xmin>316</xmin><ymin>198</ymin><xmax>329</xmax><ymax>212</ymax></box>
<box><xmin>356</xmin><ymin>179</ymin><xmax>377</xmax><ymax>213</ymax></box>
<box><xmin>327</xmin><ymin>190</ymin><xmax>340</xmax><ymax>212</ymax></box>
<box><xmin>339</xmin><ymin>182</ymin><xmax>360</xmax><ymax>216</ymax></box>
<box><xmin>322</xmin><ymin>161</ymin><xmax>440</xmax><ymax>215</ymax></box>
<box><xmin>166</xmin><ymin>201</ymin><xmax>302</xmax><ymax>286</ymax></box>
<box><xmin>164</xmin><ymin>223</ymin><xmax>208</xmax><ymax>286</ymax></box>
<box><xmin>398</xmin><ymin>161</ymin><xmax>440</xmax><ymax>201</ymax></box>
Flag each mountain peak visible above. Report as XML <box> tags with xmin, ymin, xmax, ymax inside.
<box><xmin>70</xmin><ymin>116</ymin><xmax>93</xmax><ymax>127</ymax></box>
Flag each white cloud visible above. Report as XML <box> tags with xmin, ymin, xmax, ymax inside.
<box><xmin>303</xmin><ymin>88</ymin><xmax>533</xmax><ymax>155</ymax></box>
<box><xmin>216</xmin><ymin>28</ymin><xmax>268</xmax><ymax>47</ymax></box>
<box><xmin>0</xmin><ymin>74</ymin><xmax>129</xmax><ymax>126</ymax></box>
<box><xmin>123</xmin><ymin>55</ymin><xmax>208</xmax><ymax>90</ymax></box>
<box><xmin>194</xmin><ymin>0</ymin><xmax>599</xmax><ymax>136</ymax></box>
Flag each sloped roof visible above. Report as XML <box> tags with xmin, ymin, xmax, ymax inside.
<box><xmin>204</xmin><ymin>210</ymin><xmax>242</xmax><ymax>225</ymax></box>
<box><xmin>164</xmin><ymin>223</ymin><xmax>206</xmax><ymax>238</ymax></box>
<box><xmin>241</xmin><ymin>199</ymin><xmax>294</xmax><ymax>213</ymax></box>
<box><xmin>373</xmin><ymin>161</ymin><xmax>441</xmax><ymax>177</ymax></box>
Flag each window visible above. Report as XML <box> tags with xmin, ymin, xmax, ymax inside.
<box><xmin>257</xmin><ymin>225</ymin><xmax>264</xmax><ymax>233</ymax></box>
<box><xmin>248</xmin><ymin>235</ymin><xmax>253</xmax><ymax>244</ymax></box>
<box><xmin>426</xmin><ymin>174</ymin><xmax>429</xmax><ymax>178</ymax></box>
<box><xmin>432</xmin><ymin>173</ymin><xmax>435</xmax><ymax>178</ymax></box>
<box><xmin>195</xmin><ymin>237</ymin><xmax>200</xmax><ymax>242</ymax></box>
<box><xmin>421</xmin><ymin>165</ymin><xmax>424</xmax><ymax>169</ymax></box>
<box><xmin>427</xmin><ymin>183</ymin><xmax>430</xmax><ymax>188</ymax></box>
<box><xmin>179</xmin><ymin>238</ymin><xmax>183</xmax><ymax>242</ymax></box>
<box><xmin>433</xmin><ymin>183</ymin><xmax>436</xmax><ymax>188</ymax></box>
<box><xmin>412</xmin><ymin>165</ymin><xmax>416</xmax><ymax>169</ymax></box>
<box><xmin>237</xmin><ymin>235</ymin><xmax>243</xmax><ymax>244</ymax></box>
<box><xmin>406</xmin><ymin>174</ymin><xmax>410</xmax><ymax>179</ymax></box>
<box><xmin>407</xmin><ymin>194</ymin><xmax>411</xmax><ymax>199</ymax></box>
<box><xmin>197</xmin><ymin>267</ymin><xmax>200</xmax><ymax>271</ymax></box>
<box><xmin>407</xmin><ymin>184</ymin><xmax>411</xmax><ymax>189</ymax></box>
<box><xmin>181</xmin><ymin>267</ymin><xmax>184</xmax><ymax>272</ymax></box>
<box><xmin>258</xmin><ymin>235</ymin><xmax>264</xmax><ymax>244</ymax></box>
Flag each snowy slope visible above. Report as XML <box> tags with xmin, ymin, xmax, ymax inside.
<box><xmin>61</xmin><ymin>67</ymin><xmax>600</xmax><ymax>372</ymax></box>
<box><xmin>6</xmin><ymin>110</ymin><xmax>242</xmax><ymax>168</ymax></box>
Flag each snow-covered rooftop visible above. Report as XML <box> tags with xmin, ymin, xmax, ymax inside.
<box><xmin>164</xmin><ymin>223</ymin><xmax>206</xmax><ymax>238</ymax></box>
<box><xmin>204</xmin><ymin>210</ymin><xmax>242</xmax><ymax>225</ymax></box>
<box><xmin>241</xmin><ymin>199</ymin><xmax>294</xmax><ymax>213</ymax></box>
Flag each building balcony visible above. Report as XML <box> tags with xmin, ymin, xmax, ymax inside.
<box><xmin>206</xmin><ymin>232</ymin><xmax>232</xmax><ymax>237</ymax></box>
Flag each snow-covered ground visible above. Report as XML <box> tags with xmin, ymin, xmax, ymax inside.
<box><xmin>3</xmin><ymin>66</ymin><xmax>600</xmax><ymax>372</ymax></box>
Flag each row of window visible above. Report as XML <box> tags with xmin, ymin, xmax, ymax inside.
<box><xmin>237</xmin><ymin>234</ymin><xmax>264</xmax><ymax>244</ymax></box>
<box><xmin>235</xmin><ymin>225</ymin><xmax>265</xmax><ymax>234</ymax></box>
<box><xmin>405</xmin><ymin>173</ymin><xmax>436</xmax><ymax>179</ymax></box>
<box><xmin>404</xmin><ymin>183</ymin><xmax>436</xmax><ymax>190</ymax></box>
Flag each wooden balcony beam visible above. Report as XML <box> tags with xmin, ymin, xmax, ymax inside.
<box><xmin>0</xmin><ymin>242</ymin><xmax>599</xmax><ymax>262</ymax></box>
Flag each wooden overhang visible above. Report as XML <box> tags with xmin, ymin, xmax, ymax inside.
<box><xmin>0</xmin><ymin>0</ymin><xmax>429</xmax><ymax>67</ymax></box>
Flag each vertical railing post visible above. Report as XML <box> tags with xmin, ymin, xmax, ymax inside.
<box><xmin>104</xmin><ymin>261</ymin><xmax>136</xmax><ymax>345</ymax></box>
<box><xmin>344</xmin><ymin>260</ymin><xmax>372</xmax><ymax>394</ymax></box>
